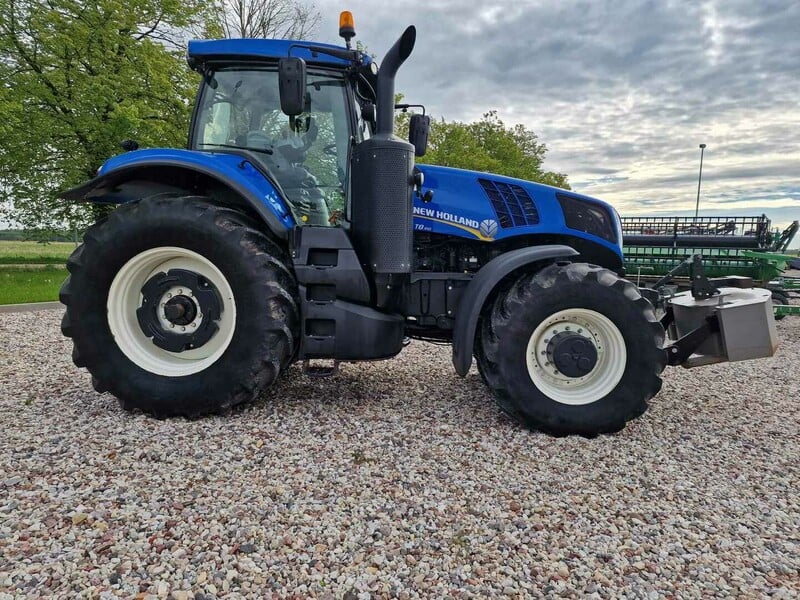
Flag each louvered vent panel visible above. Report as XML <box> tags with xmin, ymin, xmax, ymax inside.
<box><xmin>478</xmin><ymin>179</ymin><xmax>539</xmax><ymax>228</ymax></box>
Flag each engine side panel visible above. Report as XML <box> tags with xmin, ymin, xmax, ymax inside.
<box><xmin>414</xmin><ymin>164</ymin><xmax>623</xmax><ymax>261</ymax></box>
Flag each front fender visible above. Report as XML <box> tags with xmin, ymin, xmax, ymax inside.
<box><xmin>452</xmin><ymin>244</ymin><xmax>579</xmax><ymax>376</ymax></box>
<box><xmin>60</xmin><ymin>149</ymin><xmax>295</xmax><ymax>239</ymax></box>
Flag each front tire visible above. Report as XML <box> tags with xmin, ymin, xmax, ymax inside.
<box><xmin>476</xmin><ymin>262</ymin><xmax>666</xmax><ymax>436</ymax></box>
<box><xmin>60</xmin><ymin>195</ymin><xmax>299</xmax><ymax>417</ymax></box>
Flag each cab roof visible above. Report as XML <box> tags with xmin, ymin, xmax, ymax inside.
<box><xmin>187</xmin><ymin>38</ymin><xmax>368</xmax><ymax>68</ymax></box>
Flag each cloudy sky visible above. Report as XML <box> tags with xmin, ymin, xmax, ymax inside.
<box><xmin>315</xmin><ymin>0</ymin><xmax>799</xmax><ymax>240</ymax></box>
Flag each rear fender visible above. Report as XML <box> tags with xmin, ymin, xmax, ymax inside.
<box><xmin>60</xmin><ymin>149</ymin><xmax>294</xmax><ymax>240</ymax></box>
<box><xmin>451</xmin><ymin>244</ymin><xmax>579</xmax><ymax>376</ymax></box>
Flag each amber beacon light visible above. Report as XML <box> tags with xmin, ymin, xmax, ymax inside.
<box><xmin>339</xmin><ymin>11</ymin><xmax>356</xmax><ymax>48</ymax></box>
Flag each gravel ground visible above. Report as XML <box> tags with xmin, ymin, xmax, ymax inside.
<box><xmin>1</xmin><ymin>310</ymin><xmax>798</xmax><ymax>599</ymax></box>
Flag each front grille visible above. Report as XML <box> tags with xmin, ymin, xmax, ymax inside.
<box><xmin>478</xmin><ymin>178</ymin><xmax>539</xmax><ymax>228</ymax></box>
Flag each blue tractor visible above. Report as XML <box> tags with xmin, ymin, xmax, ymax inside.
<box><xmin>59</xmin><ymin>16</ymin><xmax>778</xmax><ymax>435</ymax></box>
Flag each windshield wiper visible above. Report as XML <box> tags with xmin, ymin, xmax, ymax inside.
<box><xmin>198</xmin><ymin>143</ymin><xmax>273</xmax><ymax>155</ymax></box>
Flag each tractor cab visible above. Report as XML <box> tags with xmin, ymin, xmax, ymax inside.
<box><xmin>187</xmin><ymin>40</ymin><xmax>375</xmax><ymax>227</ymax></box>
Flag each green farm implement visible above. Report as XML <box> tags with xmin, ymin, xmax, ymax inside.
<box><xmin>622</xmin><ymin>216</ymin><xmax>799</xmax><ymax>318</ymax></box>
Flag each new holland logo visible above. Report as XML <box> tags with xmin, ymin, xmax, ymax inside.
<box><xmin>479</xmin><ymin>219</ymin><xmax>499</xmax><ymax>238</ymax></box>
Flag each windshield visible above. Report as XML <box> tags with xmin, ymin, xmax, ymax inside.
<box><xmin>193</xmin><ymin>67</ymin><xmax>352</xmax><ymax>226</ymax></box>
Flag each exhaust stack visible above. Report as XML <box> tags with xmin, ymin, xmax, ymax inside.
<box><xmin>375</xmin><ymin>26</ymin><xmax>416</xmax><ymax>136</ymax></box>
<box><xmin>350</xmin><ymin>26</ymin><xmax>418</xmax><ymax>307</ymax></box>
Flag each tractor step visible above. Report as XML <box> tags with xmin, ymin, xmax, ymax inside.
<box><xmin>303</xmin><ymin>359</ymin><xmax>340</xmax><ymax>377</ymax></box>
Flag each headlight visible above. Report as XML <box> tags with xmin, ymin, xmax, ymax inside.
<box><xmin>556</xmin><ymin>193</ymin><xmax>618</xmax><ymax>244</ymax></box>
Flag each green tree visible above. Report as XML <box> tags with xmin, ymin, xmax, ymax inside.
<box><xmin>0</xmin><ymin>0</ymin><xmax>209</xmax><ymax>233</ymax></box>
<box><xmin>398</xmin><ymin>110</ymin><xmax>570</xmax><ymax>189</ymax></box>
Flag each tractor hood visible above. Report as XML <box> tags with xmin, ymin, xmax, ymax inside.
<box><xmin>413</xmin><ymin>164</ymin><xmax>623</xmax><ymax>255</ymax></box>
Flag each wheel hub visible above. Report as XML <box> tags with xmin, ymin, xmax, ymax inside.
<box><xmin>525</xmin><ymin>308</ymin><xmax>627</xmax><ymax>406</ymax></box>
<box><xmin>163</xmin><ymin>295</ymin><xmax>197</xmax><ymax>326</ymax></box>
<box><xmin>547</xmin><ymin>331</ymin><xmax>598</xmax><ymax>377</ymax></box>
<box><xmin>136</xmin><ymin>268</ymin><xmax>223</xmax><ymax>353</ymax></box>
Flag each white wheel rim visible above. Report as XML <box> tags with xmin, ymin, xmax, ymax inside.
<box><xmin>525</xmin><ymin>308</ymin><xmax>626</xmax><ymax>406</ymax></box>
<box><xmin>107</xmin><ymin>247</ymin><xmax>237</xmax><ymax>377</ymax></box>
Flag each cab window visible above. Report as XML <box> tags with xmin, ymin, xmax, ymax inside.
<box><xmin>194</xmin><ymin>67</ymin><xmax>352</xmax><ymax>226</ymax></box>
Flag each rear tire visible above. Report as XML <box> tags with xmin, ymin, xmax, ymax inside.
<box><xmin>476</xmin><ymin>262</ymin><xmax>666</xmax><ymax>436</ymax></box>
<box><xmin>60</xmin><ymin>195</ymin><xmax>299</xmax><ymax>417</ymax></box>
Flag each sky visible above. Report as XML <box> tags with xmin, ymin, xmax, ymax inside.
<box><xmin>315</xmin><ymin>0</ymin><xmax>800</xmax><ymax>243</ymax></box>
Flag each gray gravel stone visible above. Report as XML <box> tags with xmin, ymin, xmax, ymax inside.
<box><xmin>0</xmin><ymin>309</ymin><xmax>798</xmax><ymax>598</ymax></box>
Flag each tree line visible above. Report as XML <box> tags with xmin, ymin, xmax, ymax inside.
<box><xmin>0</xmin><ymin>0</ymin><xmax>567</xmax><ymax>237</ymax></box>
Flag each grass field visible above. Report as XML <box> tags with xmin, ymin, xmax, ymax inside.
<box><xmin>0</xmin><ymin>241</ymin><xmax>75</xmax><ymax>265</ymax></box>
<box><xmin>0</xmin><ymin>267</ymin><xmax>67</xmax><ymax>304</ymax></box>
<box><xmin>0</xmin><ymin>241</ymin><xmax>73</xmax><ymax>304</ymax></box>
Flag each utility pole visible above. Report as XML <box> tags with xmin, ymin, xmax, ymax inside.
<box><xmin>695</xmin><ymin>143</ymin><xmax>706</xmax><ymax>219</ymax></box>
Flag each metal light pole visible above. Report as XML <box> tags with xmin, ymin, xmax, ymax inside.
<box><xmin>695</xmin><ymin>143</ymin><xmax>706</xmax><ymax>219</ymax></box>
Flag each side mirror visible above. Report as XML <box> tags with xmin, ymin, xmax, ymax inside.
<box><xmin>408</xmin><ymin>113</ymin><xmax>430</xmax><ymax>157</ymax></box>
<box><xmin>278</xmin><ymin>57</ymin><xmax>307</xmax><ymax>116</ymax></box>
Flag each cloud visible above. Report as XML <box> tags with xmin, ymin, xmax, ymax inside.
<box><xmin>313</xmin><ymin>0</ymin><xmax>799</xmax><ymax>243</ymax></box>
